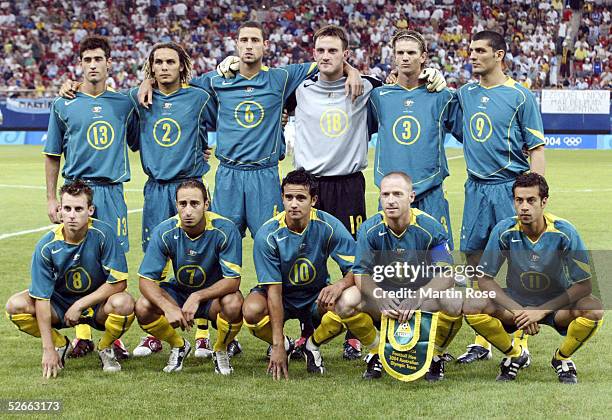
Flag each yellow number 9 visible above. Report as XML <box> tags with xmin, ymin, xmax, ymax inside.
<box><xmin>476</xmin><ymin>117</ymin><xmax>485</xmax><ymax>138</ymax></box>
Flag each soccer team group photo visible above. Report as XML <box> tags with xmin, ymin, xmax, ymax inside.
<box><xmin>0</xmin><ymin>0</ymin><xmax>610</xmax><ymax>417</ymax></box>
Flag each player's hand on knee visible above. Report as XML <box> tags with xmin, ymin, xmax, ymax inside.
<box><xmin>514</xmin><ymin>307</ymin><xmax>547</xmax><ymax>330</ymax></box>
<box><xmin>42</xmin><ymin>348</ymin><xmax>62</xmax><ymax>379</ymax></box>
<box><xmin>59</xmin><ymin>80</ymin><xmax>81</xmax><ymax>99</ymax></box>
<box><xmin>138</xmin><ymin>79</ymin><xmax>154</xmax><ymax>109</ymax></box>
<box><xmin>268</xmin><ymin>346</ymin><xmax>289</xmax><ymax>381</ymax></box>
<box><xmin>181</xmin><ymin>296</ymin><xmax>200</xmax><ymax>327</ymax></box>
<box><xmin>165</xmin><ymin>306</ymin><xmax>190</xmax><ymax>331</ymax></box>
<box><xmin>523</xmin><ymin>322</ymin><xmax>540</xmax><ymax>336</ymax></box>
<box><xmin>317</xmin><ymin>284</ymin><xmax>344</xmax><ymax>308</ymax></box>
<box><xmin>217</xmin><ymin>56</ymin><xmax>240</xmax><ymax>79</ymax></box>
<box><xmin>64</xmin><ymin>304</ymin><xmax>82</xmax><ymax>327</ymax></box>
<box><xmin>47</xmin><ymin>197</ymin><xmax>61</xmax><ymax>224</ymax></box>
<box><xmin>385</xmin><ymin>69</ymin><xmax>398</xmax><ymax>84</ymax></box>
<box><xmin>419</xmin><ymin>68</ymin><xmax>447</xmax><ymax>92</ymax></box>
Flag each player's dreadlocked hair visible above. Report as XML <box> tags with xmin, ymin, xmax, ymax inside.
<box><xmin>60</xmin><ymin>180</ymin><xmax>94</xmax><ymax>206</ymax></box>
<box><xmin>513</xmin><ymin>173</ymin><xmax>549</xmax><ymax>200</ymax></box>
<box><xmin>391</xmin><ymin>30</ymin><xmax>428</xmax><ymax>54</ymax></box>
<box><xmin>142</xmin><ymin>42</ymin><xmax>193</xmax><ymax>84</ymax></box>
<box><xmin>282</xmin><ymin>169</ymin><xmax>318</xmax><ymax>198</ymax></box>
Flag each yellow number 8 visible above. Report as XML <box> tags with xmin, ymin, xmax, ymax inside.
<box><xmin>73</xmin><ymin>272</ymin><xmax>82</xmax><ymax>289</ymax></box>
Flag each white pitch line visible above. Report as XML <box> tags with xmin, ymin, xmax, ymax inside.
<box><xmin>0</xmin><ymin>208</ymin><xmax>143</xmax><ymax>241</ymax></box>
<box><xmin>0</xmin><ymin>184</ymin><xmax>142</xmax><ymax>192</ymax></box>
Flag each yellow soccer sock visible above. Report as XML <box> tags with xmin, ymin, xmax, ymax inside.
<box><xmin>213</xmin><ymin>314</ymin><xmax>242</xmax><ymax>352</ymax></box>
<box><xmin>75</xmin><ymin>324</ymin><xmax>92</xmax><ymax>341</ymax></box>
<box><xmin>195</xmin><ymin>318</ymin><xmax>210</xmax><ymax>340</ymax></box>
<box><xmin>312</xmin><ymin>311</ymin><xmax>345</xmax><ymax>346</ymax></box>
<box><xmin>98</xmin><ymin>313</ymin><xmax>135</xmax><ymax>350</ymax></box>
<box><xmin>8</xmin><ymin>312</ymin><xmax>67</xmax><ymax>347</ymax></box>
<box><xmin>474</xmin><ymin>334</ymin><xmax>492</xmax><ymax>350</ymax></box>
<box><xmin>340</xmin><ymin>312</ymin><xmax>377</xmax><ymax>349</ymax></box>
<box><xmin>466</xmin><ymin>314</ymin><xmax>520</xmax><ymax>357</ymax></box>
<box><xmin>513</xmin><ymin>329</ymin><xmax>529</xmax><ymax>350</ymax></box>
<box><xmin>557</xmin><ymin>317</ymin><xmax>602</xmax><ymax>359</ymax></box>
<box><xmin>435</xmin><ymin>312</ymin><xmax>462</xmax><ymax>356</ymax></box>
<box><xmin>141</xmin><ymin>316</ymin><xmax>184</xmax><ymax>348</ymax></box>
<box><xmin>244</xmin><ymin>315</ymin><xmax>273</xmax><ymax>345</ymax></box>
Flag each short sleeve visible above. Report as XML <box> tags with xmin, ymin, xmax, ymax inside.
<box><xmin>283</xmin><ymin>62</ymin><xmax>318</xmax><ymax>99</ymax></box>
<box><xmin>328</xmin><ymin>219</ymin><xmax>356</xmax><ymax>275</ymax></box>
<box><xmin>138</xmin><ymin>229</ymin><xmax>171</xmax><ymax>282</ymax></box>
<box><xmin>519</xmin><ymin>89</ymin><xmax>545</xmax><ymax>150</ymax></box>
<box><xmin>191</xmin><ymin>71</ymin><xmax>216</xmax><ymax>94</ymax></box>
<box><xmin>352</xmin><ymin>224</ymin><xmax>375</xmax><ymax>275</ymax></box>
<box><xmin>444</xmin><ymin>90</ymin><xmax>463</xmax><ymax>142</ymax></box>
<box><xmin>29</xmin><ymin>241</ymin><xmax>55</xmax><ymax>300</ymax></box>
<box><xmin>253</xmin><ymin>230</ymin><xmax>283</xmax><ymax>285</ymax></box>
<box><xmin>218</xmin><ymin>223</ymin><xmax>242</xmax><ymax>278</ymax></box>
<box><xmin>564</xmin><ymin>228</ymin><xmax>592</xmax><ymax>284</ymax></box>
<box><xmin>101</xmin><ymin>229</ymin><xmax>129</xmax><ymax>283</ymax></box>
<box><xmin>479</xmin><ymin>224</ymin><xmax>508</xmax><ymax>277</ymax></box>
<box><xmin>43</xmin><ymin>100</ymin><xmax>65</xmax><ymax>156</ymax></box>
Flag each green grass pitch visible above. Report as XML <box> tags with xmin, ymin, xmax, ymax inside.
<box><xmin>0</xmin><ymin>146</ymin><xmax>610</xmax><ymax>418</ymax></box>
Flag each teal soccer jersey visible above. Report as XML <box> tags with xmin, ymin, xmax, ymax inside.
<box><xmin>29</xmin><ymin>219</ymin><xmax>128</xmax><ymax>307</ymax></box>
<box><xmin>44</xmin><ymin>89</ymin><xmax>137</xmax><ymax>183</ymax></box>
<box><xmin>480</xmin><ymin>213</ymin><xmax>591</xmax><ymax>306</ymax></box>
<box><xmin>138</xmin><ymin>213</ymin><xmax>242</xmax><ymax>292</ymax></box>
<box><xmin>369</xmin><ymin>85</ymin><xmax>461</xmax><ymax>194</ymax></box>
<box><xmin>456</xmin><ymin>78</ymin><xmax>545</xmax><ymax>181</ymax></box>
<box><xmin>192</xmin><ymin>64</ymin><xmax>317</xmax><ymax>169</ymax></box>
<box><xmin>128</xmin><ymin>85</ymin><xmax>216</xmax><ymax>181</ymax></box>
<box><xmin>253</xmin><ymin>209</ymin><xmax>355</xmax><ymax>309</ymax></box>
<box><xmin>353</xmin><ymin>209</ymin><xmax>452</xmax><ymax>288</ymax></box>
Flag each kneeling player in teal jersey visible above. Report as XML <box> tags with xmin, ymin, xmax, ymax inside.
<box><xmin>6</xmin><ymin>181</ymin><xmax>135</xmax><ymax>377</ymax></box>
<box><xmin>462</xmin><ymin>174</ymin><xmax>603</xmax><ymax>383</ymax></box>
<box><xmin>369</xmin><ymin>30</ymin><xmax>461</xmax><ymax>248</ymax></box>
<box><xmin>455</xmin><ymin>31</ymin><xmax>546</xmax><ymax>363</ymax></box>
<box><xmin>351</xmin><ymin>172</ymin><xmax>463</xmax><ymax>381</ymax></box>
<box><xmin>135</xmin><ymin>180</ymin><xmax>243</xmax><ymax>375</ymax></box>
<box><xmin>243</xmin><ymin>169</ymin><xmax>380</xmax><ymax>380</ymax></box>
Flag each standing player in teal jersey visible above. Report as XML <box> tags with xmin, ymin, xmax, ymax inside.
<box><xmin>351</xmin><ymin>172</ymin><xmax>463</xmax><ymax>382</ymax></box>
<box><xmin>243</xmin><ymin>170</ymin><xmax>380</xmax><ymax>380</ymax></box>
<box><xmin>127</xmin><ymin>42</ymin><xmax>215</xmax><ymax>253</ymax></box>
<box><xmin>136</xmin><ymin>180</ymin><xmax>243</xmax><ymax>375</ymax></box>
<box><xmin>139</xmin><ymin>21</ymin><xmax>362</xmax><ymax>239</ymax></box>
<box><xmin>369</xmin><ymin>30</ymin><xmax>461</xmax><ymax>249</ymax></box>
<box><xmin>463</xmin><ymin>173</ymin><xmax>603</xmax><ymax>383</ymax></box>
<box><xmin>45</xmin><ymin>36</ymin><xmax>136</xmax><ymax>358</ymax></box>
<box><xmin>6</xmin><ymin>181</ymin><xmax>136</xmax><ymax>377</ymax></box>
<box><xmin>45</xmin><ymin>36</ymin><xmax>137</xmax><ymax>252</ymax></box>
<box><xmin>455</xmin><ymin>31</ymin><xmax>546</xmax><ymax>363</ymax></box>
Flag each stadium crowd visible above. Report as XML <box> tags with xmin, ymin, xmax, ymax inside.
<box><xmin>0</xmin><ymin>0</ymin><xmax>610</xmax><ymax>96</ymax></box>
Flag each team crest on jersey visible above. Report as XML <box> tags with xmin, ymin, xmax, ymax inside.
<box><xmin>92</xmin><ymin>106</ymin><xmax>102</xmax><ymax>113</ymax></box>
<box><xmin>163</xmin><ymin>103</ymin><xmax>172</xmax><ymax>109</ymax></box>
<box><xmin>73</xmin><ymin>253</ymin><xmax>80</xmax><ymax>261</ymax></box>
<box><xmin>246</xmin><ymin>87</ymin><xmax>254</xmax><ymax>93</ymax></box>
<box><xmin>530</xmin><ymin>253</ymin><xmax>540</xmax><ymax>262</ymax></box>
<box><xmin>187</xmin><ymin>249</ymin><xmax>198</xmax><ymax>257</ymax></box>
<box><xmin>328</xmin><ymin>92</ymin><xmax>336</xmax><ymax>98</ymax></box>
<box><xmin>404</xmin><ymin>100</ymin><xmax>414</xmax><ymax>107</ymax></box>
<box><xmin>481</xmin><ymin>96</ymin><xmax>490</xmax><ymax>104</ymax></box>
